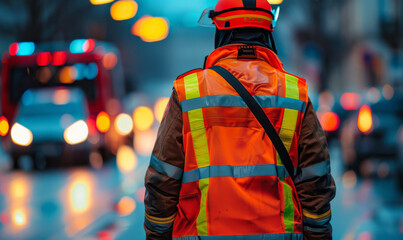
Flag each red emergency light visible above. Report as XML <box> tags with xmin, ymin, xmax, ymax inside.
<box><xmin>83</xmin><ymin>39</ymin><xmax>96</xmax><ymax>53</ymax></box>
<box><xmin>37</xmin><ymin>52</ymin><xmax>52</xmax><ymax>66</ymax></box>
<box><xmin>9</xmin><ymin>43</ymin><xmax>19</xmax><ymax>56</ymax></box>
<box><xmin>52</xmin><ymin>51</ymin><xmax>67</xmax><ymax>66</ymax></box>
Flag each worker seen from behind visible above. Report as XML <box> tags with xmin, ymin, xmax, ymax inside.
<box><xmin>144</xmin><ymin>0</ymin><xmax>336</xmax><ymax>239</ymax></box>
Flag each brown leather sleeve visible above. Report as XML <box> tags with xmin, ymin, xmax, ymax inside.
<box><xmin>144</xmin><ymin>89</ymin><xmax>184</xmax><ymax>240</ymax></box>
<box><xmin>296</xmin><ymin>99</ymin><xmax>336</xmax><ymax>240</ymax></box>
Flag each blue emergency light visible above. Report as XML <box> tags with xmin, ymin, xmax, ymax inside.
<box><xmin>16</xmin><ymin>42</ymin><xmax>35</xmax><ymax>56</ymax></box>
<box><xmin>70</xmin><ymin>39</ymin><xmax>87</xmax><ymax>54</ymax></box>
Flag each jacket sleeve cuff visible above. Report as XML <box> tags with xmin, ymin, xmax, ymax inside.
<box><xmin>303</xmin><ymin>226</ymin><xmax>333</xmax><ymax>240</ymax></box>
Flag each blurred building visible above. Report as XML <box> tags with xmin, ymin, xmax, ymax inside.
<box><xmin>0</xmin><ymin>0</ymin><xmax>401</xmax><ymax>96</ymax></box>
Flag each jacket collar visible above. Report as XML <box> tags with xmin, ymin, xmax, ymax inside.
<box><xmin>205</xmin><ymin>44</ymin><xmax>284</xmax><ymax>71</ymax></box>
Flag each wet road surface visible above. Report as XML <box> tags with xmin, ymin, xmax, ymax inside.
<box><xmin>0</xmin><ymin>142</ymin><xmax>402</xmax><ymax>240</ymax></box>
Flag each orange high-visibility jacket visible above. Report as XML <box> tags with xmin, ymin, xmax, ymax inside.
<box><xmin>171</xmin><ymin>45</ymin><xmax>309</xmax><ymax>240</ymax></box>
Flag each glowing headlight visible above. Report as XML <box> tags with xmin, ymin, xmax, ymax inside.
<box><xmin>11</xmin><ymin>123</ymin><xmax>33</xmax><ymax>146</ymax></box>
<box><xmin>64</xmin><ymin>120</ymin><xmax>89</xmax><ymax>145</ymax></box>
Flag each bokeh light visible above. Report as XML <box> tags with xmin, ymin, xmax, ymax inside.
<box><xmin>116</xmin><ymin>196</ymin><xmax>136</xmax><ymax>216</ymax></box>
<box><xmin>60</xmin><ymin>66</ymin><xmax>77</xmax><ymax>84</ymax></box>
<box><xmin>342</xmin><ymin>170</ymin><xmax>357</xmax><ymax>189</ymax></box>
<box><xmin>0</xmin><ymin>213</ymin><xmax>9</xmax><ymax>225</ymax></box>
<box><xmin>52</xmin><ymin>51</ymin><xmax>67</xmax><ymax>66</ymax></box>
<box><xmin>71</xmin><ymin>183</ymin><xmax>90</xmax><ymax>212</ymax></box>
<box><xmin>96</xmin><ymin>111</ymin><xmax>111</xmax><ymax>133</ymax></box>
<box><xmin>37</xmin><ymin>67</ymin><xmax>52</xmax><ymax>84</ymax></box>
<box><xmin>68</xmin><ymin>173</ymin><xmax>93</xmax><ymax>214</ymax></box>
<box><xmin>85</xmin><ymin>63</ymin><xmax>99</xmax><ymax>79</ymax></box>
<box><xmin>343</xmin><ymin>233</ymin><xmax>355</xmax><ymax>240</ymax></box>
<box><xmin>340</xmin><ymin>93</ymin><xmax>362</xmax><ymax>111</ymax></box>
<box><xmin>382</xmin><ymin>84</ymin><xmax>394</xmax><ymax>100</ymax></box>
<box><xmin>0</xmin><ymin>116</ymin><xmax>9</xmax><ymax>136</ymax></box>
<box><xmin>89</xmin><ymin>0</ymin><xmax>114</xmax><ymax>5</ymax></box>
<box><xmin>318</xmin><ymin>112</ymin><xmax>340</xmax><ymax>132</ymax></box>
<box><xmin>134</xmin><ymin>129</ymin><xmax>157</xmax><ymax>156</ymax></box>
<box><xmin>154</xmin><ymin>97</ymin><xmax>169</xmax><ymax>123</ymax></box>
<box><xmin>15</xmin><ymin>42</ymin><xmax>35</xmax><ymax>56</ymax></box>
<box><xmin>98</xmin><ymin>231</ymin><xmax>113</xmax><ymax>240</ymax></box>
<box><xmin>366</xmin><ymin>87</ymin><xmax>381</xmax><ymax>103</ymax></box>
<box><xmin>53</xmin><ymin>88</ymin><xmax>71</xmax><ymax>105</ymax></box>
<box><xmin>9</xmin><ymin>42</ymin><xmax>19</xmax><ymax>56</ymax></box>
<box><xmin>102</xmin><ymin>52</ymin><xmax>118</xmax><ymax>70</ymax></box>
<box><xmin>358</xmin><ymin>231</ymin><xmax>372</xmax><ymax>240</ymax></box>
<box><xmin>64</xmin><ymin>120</ymin><xmax>89</xmax><ymax>145</ymax></box>
<box><xmin>110</xmin><ymin>0</ymin><xmax>138</xmax><ymax>21</ymax></box>
<box><xmin>357</xmin><ymin>105</ymin><xmax>373</xmax><ymax>134</ymax></box>
<box><xmin>36</xmin><ymin>52</ymin><xmax>52</xmax><ymax>66</ymax></box>
<box><xmin>83</xmin><ymin>39</ymin><xmax>96</xmax><ymax>53</ymax></box>
<box><xmin>133</xmin><ymin>106</ymin><xmax>154</xmax><ymax>131</ymax></box>
<box><xmin>318</xmin><ymin>91</ymin><xmax>335</xmax><ymax>109</ymax></box>
<box><xmin>132</xmin><ymin>16</ymin><xmax>169</xmax><ymax>42</ymax></box>
<box><xmin>115</xmin><ymin>113</ymin><xmax>133</xmax><ymax>135</ymax></box>
<box><xmin>10</xmin><ymin>176</ymin><xmax>30</xmax><ymax>199</ymax></box>
<box><xmin>11</xmin><ymin>123</ymin><xmax>33</xmax><ymax>147</ymax></box>
<box><xmin>117</xmin><ymin>145</ymin><xmax>137</xmax><ymax>173</ymax></box>
<box><xmin>12</xmin><ymin>208</ymin><xmax>27</xmax><ymax>227</ymax></box>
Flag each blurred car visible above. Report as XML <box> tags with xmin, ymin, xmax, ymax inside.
<box><xmin>0</xmin><ymin>40</ymin><xmax>134</xmax><ymax>169</ymax></box>
<box><xmin>5</xmin><ymin>87</ymin><xmax>93</xmax><ymax>168</ymax></box>
<box><xmin>340</xmin><ymin>90</ymin><xmax>403</xmax><ymax>177</ymax></box>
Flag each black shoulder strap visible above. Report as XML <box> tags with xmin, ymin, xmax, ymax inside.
<box><xmin>209</xmin><ymin>65</ymin><xmax>295</xmax><ymax>180</ymax></box>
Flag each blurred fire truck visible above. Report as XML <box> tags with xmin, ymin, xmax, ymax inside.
<box><xmin>0</xmin><ymin>39</ymin><xmax>133</xmax><ymax>169</ymax></box>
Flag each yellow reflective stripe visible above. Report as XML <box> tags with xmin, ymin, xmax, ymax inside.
<box><xmin>279</xmin><ymin>109</ymin><xmax>298</xmax><ymax>152</ymax></box>
<box><xmin>303</xmin><ymin>209</ymin><xmax>331</xmax><ymax>220</ymax></box>
<box><xmin>184</xmin><ymin>73</ymin><xmax>210</xmax><ymax>235</ymax></box>
<box><xmin>189</xmin><ymin>121</ymin><xmax>210</xmax><ymax>167</ymax></box>
<box><xmin>215</xmin><ymin>14</ymin><xmax>273</xmax><ymax>23</ymax></box>
<box><xmin>145</xmin><ymin>212</ymin><xmax>176</xmax><ymax>224</ymax></box>
<box><xmin>285</xmin><ymin>74</ymin><xmax>300</xmax><ymax>100</ymax></box>
<box><xmin>277</xmin><ymin>74</ymin><xmax>300</xmax><ymax>166</ymax></box>
<box><xmin>283</xmin><ymin>182</ymin><xmax>294</xmax><ymax>233</ymax></box>
<box><xmin>278</xmin><ymin>74</ymin><xmax>300</xmax><ymax>233</ymax></box>
<box><xmin>184</xmin><ymin>73</ymin><xmax>200</xmax><ymax>100</ymax></box>
<box><xmin>197</xmin><ymin>178</ymin><xmax>209</xmax><ymax>236</ymax></box>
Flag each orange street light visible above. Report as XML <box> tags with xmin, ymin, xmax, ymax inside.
<box><xmin>132</xmin><ymin>16</ymin><xmax>169</xmax><ymax>42</ymax></box>
<box><xmin>110</xmin><ymin>0</ymin><xmax>138</xmax><ymax>21</ymax></box>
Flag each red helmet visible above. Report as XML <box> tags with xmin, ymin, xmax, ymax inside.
<box><xmin>201</xmin><ymin>0</ymin><xmax>275</xmax><ymax>32</ymax></box>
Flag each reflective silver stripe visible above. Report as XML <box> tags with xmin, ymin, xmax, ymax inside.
<box><xmin>182</xmin><ymin>164</ymin><xmax>289</xmax><ymax>183</ymax></box>
<box><xmin>303</xmin><ymin>215</ymin><xmax>331</xmax><ymax>227</ymax></box>
<box><xmin>294</xmin><ymin>160</ymin><xmax>330</xmax><ymax>184</ymax></box>
<box><xmin>173</xmin><ymin>233</ymin><xmax>303</xmax><ymax>240</ymax></box>
<box><xmin>150</xmin><ymin>155</ymin><xmax>183</xmax><ymax>180</ymax></box>
<box><xmin>180</xmin><ymin>94</ymin><xmax>306</xmax><ymax>113</ymax></box>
